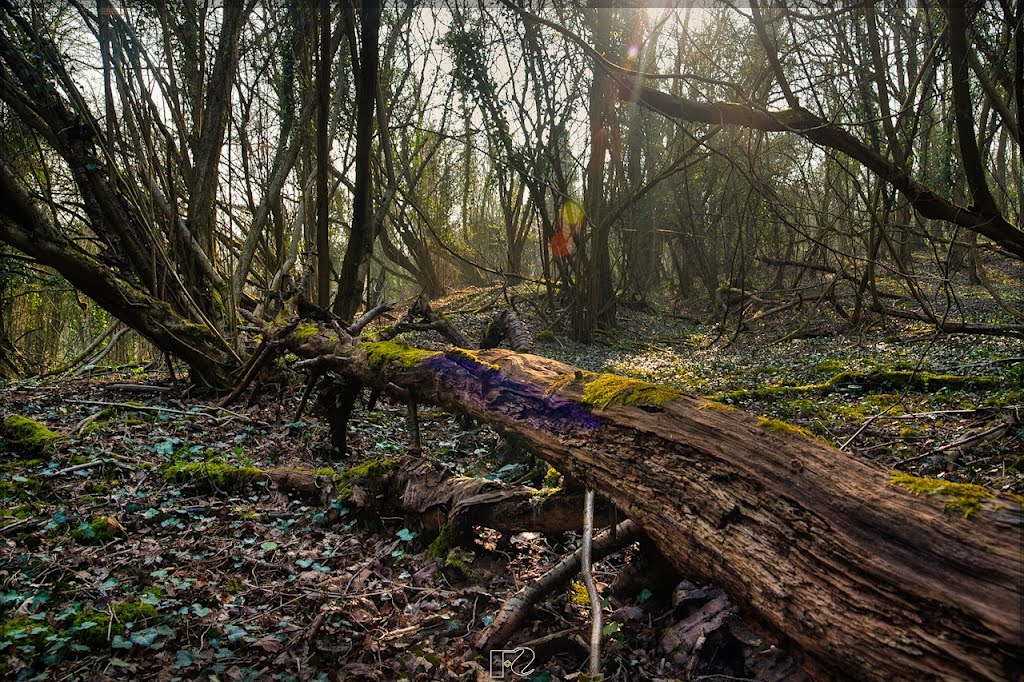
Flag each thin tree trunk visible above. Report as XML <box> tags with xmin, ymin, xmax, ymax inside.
<box><xmin>333</xmin><ymin>1</ymin><xmax>381</xmax><ymax>320</ymax></box>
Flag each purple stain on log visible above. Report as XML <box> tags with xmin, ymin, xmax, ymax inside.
<box><xmin>422</xmin><ymin>353</ymin><xmax>600</xmax><ymax>432</ymax></box>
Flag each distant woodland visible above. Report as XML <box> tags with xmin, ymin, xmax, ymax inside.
<box><xmin>0</xmin><ymin>0</ymin><xmax>1020</xmax><ymax>376</ymax></box>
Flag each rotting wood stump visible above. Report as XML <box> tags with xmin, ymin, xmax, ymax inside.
<box><xmin>282</xmin><ymin>332</ymin><xmax>1023</xmax><ymax>681</ymax></box>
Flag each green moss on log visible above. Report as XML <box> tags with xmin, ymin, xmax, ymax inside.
<box><xmin>362</xmin><ymin>340</ymin><xmax>440</xmax><ymax>369</ymax></box>
<box><xmin>712</xmin><ymin>369</ymin><xmax>996</xmax><ymax>403</ymax></box>
<box><xmin>2</xmin><ymin>415</ymin><xmax>60</xmax><ymax>455</ymax></box>
<box><xmin>427</xmin><ymin>522</ymin><xmax>456</xmax><ymax>559</ymax></box>
<box><xmin>756</xmin><ymin>416</ymin><xmax>828</xmax><ymax>444</ymax></box>
<box><xmin>446</xmin><ymin>347</ymin><xmax>499</xmax><ymax>370</ymax></box>
<box><xmin>294</xmin><ymin>323</ymin><xmax>320</xmax><ymax>340</ymax></box>
<box><xmin>162</xmin><ymin>461</ymin><xmax>264</xmax><ymax>489</ymax></box>
<box><xmin>336</xmin><ymin>458</ymin><xmax>400</xmax><ymax>502</ymax></box>
<box><xmin>581</xmin><ymin>373</ymin><xmax>682</xmax><ymax>409</ymax></box>
<box><xmin>889</xmin><ymin>472</ymin><xmax>992</xmax><ymax>518</ymax></box>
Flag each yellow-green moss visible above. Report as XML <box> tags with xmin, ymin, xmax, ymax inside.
<box><xmin>446</xmin><ymin>347</ymin><xmax>499</xmax><ymax>370</ymax></box>
<box><xmin>2</xmin><ymin>415</ymin><xmax>60</xmax><ymax>455</ymax></box>
<box><xmin>581</xmin><ymin>373</ymin><xmax>681</xmax><ymax>409</ymax></box>
<box><xmin>162</xmin><ymin>461</ymin><xmax>264</xmax><ymax>489</ymax></box>
<box><xmin>362</xmin><ymin>340</ymin><xmax>440</xmax><ymax>369</ymax></box>
<box><xmin>536</xmin><ymin>330</ymin><xmax>556</xmax><ymax>342</ymax></box>
<box><xmin>0</xmin><ymin>616</ymin><xmax>53</xmax><ymax>652</ymax></box>
<box><xmin>442</xmin><ymin>548</ymin><xmax>474</xmax><ymax>578</ymax></box>
<box><xmin>336</xmin><ymin>458</ymin><xmax>400</xmax><ymax>502</ymax></box>
<box><xmin>0</xmin><ymin>458</ymin><xmax>43</xmax><ymax>472</ymax></box>
<box><xmin>1</xmin><ymin>502</ymin><xmax>43</xmax><ymax>520</ymax></box>
<box><xmin>889</xmin><ymin>472</ymin><xmax>993</xmax><ymax>518</ymax></box>
<box><xmin>226</xmin><ymin>577</ymin><xmax>244</xmax><ymax>595</ymax></box>
<box><xmin>547</xmin><ymin>372</ymin><xmax>582</xmax><ymax>395</ymax></box>
<box><xmin>543</xmin><ymin>465</ymin><xmax>561</xmax><ymax>489</ymax></box>
<box><xmin>426</xmin><ymin>522</ymin><xmax>456</xmax><ymax>559</ymax></box>
<box><xmin>699</xmin><ymin>400</ymin><xmax>738</xmax><ymax>412</ymax></box>
<box><xmin>570</xmin><ymin>580</ymin><xmax>590</xmax><ymax>606</ymax></box>
<box><xmin>177</xmin><ymin>322</ymin><xmax>219</xmax><ymax>344</ymax></box>
<box><xmin>757</xmin><ymin>416</ymin><xmax>828</xmax><ymax>444</ymax></box>
<box><xmin>294</xmin><ymin>323</ymin><xmax>320</xmax><ymax>340</ymax></box>
<box><xmin>0</xmin><ymin>476</ymin><xmax>44</xmax><ymax>501</ymax></box>
<box><xmin>712</xmin><ymin>370</ymin><xmax>995</xmax><ymax>403</ymax></box>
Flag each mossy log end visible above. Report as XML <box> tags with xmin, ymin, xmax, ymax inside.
<box><xmin>288</xmin><ymin>332</ymin><xmax>1022</xmax><ymax>682</ymax></box>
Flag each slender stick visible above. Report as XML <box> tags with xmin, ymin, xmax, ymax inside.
<box><xmin>293</xmin><ymin>371</ymin><xmax>321</xmax><ymax>422</ymax></box>
<box><xmin>581</xmin><ymin>488</ymin><xmax>601</xmax><ymax>679</ymax></box>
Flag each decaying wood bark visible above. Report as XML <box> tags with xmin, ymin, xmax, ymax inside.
<box><xmin>177</xmin><ymin>457</ymin><xmax>608</xmax><ymax>538</ymax></box>
<box><xmin>280</xmin><ymin>329</ymin><xmax>1022</xmax><ymax>682</ymax></box>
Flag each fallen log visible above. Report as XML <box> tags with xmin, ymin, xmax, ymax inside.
<box><xmin>288</xmin><ymin>335</ymin><xmax>1022</xmax><ymax>681</ymax></box>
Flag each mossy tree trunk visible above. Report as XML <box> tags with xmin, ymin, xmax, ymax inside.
<box><xmin>282</xmin><ymin>329</ymin><xmax>1022</xmax><ymax>682</ymax></box>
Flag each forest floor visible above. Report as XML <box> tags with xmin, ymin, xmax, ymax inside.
<box><xmin>1</xmin><ymin>285</ymin><xmax>1021</xmax><ymax>681</ymax></box>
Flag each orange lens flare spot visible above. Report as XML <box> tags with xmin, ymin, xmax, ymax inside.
<box><xmin>550</xmin><ymin>233</ymin><xmax>574</xmax><ymax>259</ymax></box>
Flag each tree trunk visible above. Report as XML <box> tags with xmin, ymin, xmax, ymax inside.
<box><xmin>333</xmin><ymin>1</ymin><xmax>381</xmax><ymax>320</ymax></box>
<box><xmin>287</xmin><ymin>333</ymin><xmax>1022</xmax><ymax>682</ymax></box>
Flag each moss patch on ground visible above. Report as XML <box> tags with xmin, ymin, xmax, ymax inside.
<box><xmin>0</xmin><ymin>476</ymin><xmax>45</xmax><ymax>502</ymax></box>
<box><xmin>71</xmin><ymin>597</ymin><xmax>159</xmax><ymax>646</ymax></box>
<box><xmin>71</xmin><ymin>516</ymin><xmax>126</xmax><ymax>545</ymax></box>
<box><xmin>2</xmin><ymin>415</ymin><xmax>60</xmax><ymax>455</ymax></box>
<box><xmin>889</xmin><ymin>472</ymin><xmax>993</xmax><ymax>518</ymax></box>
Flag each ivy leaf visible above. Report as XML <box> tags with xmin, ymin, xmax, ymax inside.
<box><xmin>635</xmin><ymin>588</ymin><xmax>652</xmax><ymax>605</ymax></box>
<box><xmin>174</xmin><ymin>649</ymin><xmax>197</xmax><ymax>668</ymax></box>
<box><xmin>224</xmin><ymin>624</ymin><xmax>248</xmax><ymax>642</ymax></box>
<box><xmin>111</xmin><ymin>635</ymin><xmax>133</xmax><ymax>649</ymax></box>
<box><xmin>153</xmin><ymin>439</ymin><xmax>176</xmax><ymax>456</ymax></box>
<box><xmin>130</xmin><ymin>628</ymin><xmax>159</xmax><ymax>648</ymax></box>
<box><xmin>396</xmin><ymin>528</ymin><xmax>418</xmax><ymax>542</ymax></box>
<box><xmin>260</xmin><ymin>541</ymin><xmax>278</xmax><ymax>552</ymax></box>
